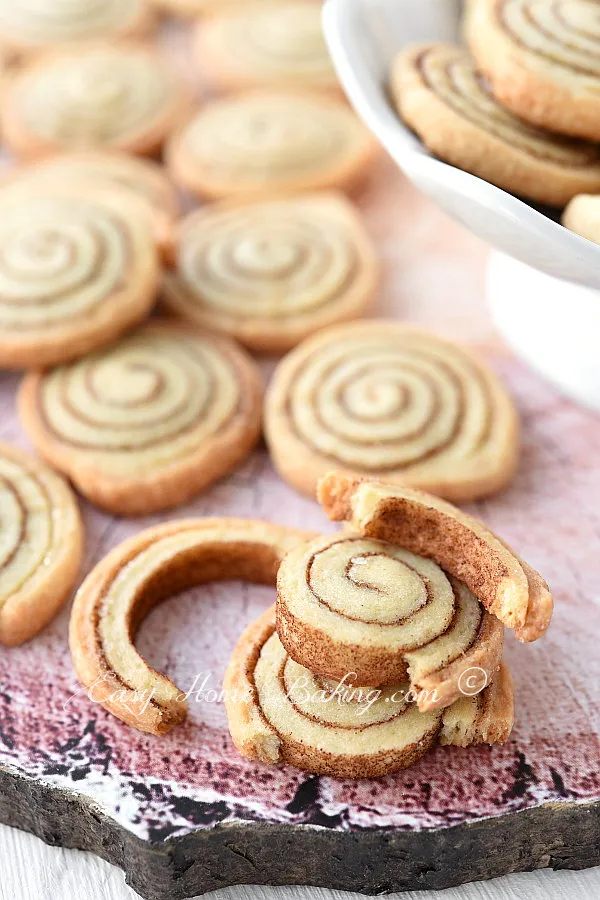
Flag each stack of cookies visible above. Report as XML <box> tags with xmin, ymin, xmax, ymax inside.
<box><xmin>389</xmin><ymin>0</ymin><xmax>600</xmax><ymax>239</ymax></box>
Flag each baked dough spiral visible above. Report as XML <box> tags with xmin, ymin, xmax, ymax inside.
<box><xmin>225</xmin><ymin>606</ymin><xmax>514</xmax><ymax>778</ymax></box>
<box><xmin>19</xmin><ymin>322</ymin><xmax>263</xmax><ymax>515</ymax></box>
<box><xmin>163</xmin><ymin>194</ymin><xmax>379</xmax><ymax>353</ymax></box>
<box><xmin>0</xmin><ymin>188</ymin><xmax>158</xmax><ymax>369</ymax></box>
<box><xmin>1</xmin><ymin>42</ymin><xmax>188</xmax><ymax>158</ymax></box>
<box><xmin>391</xmin><ymin>42</ymin><xmax>600</xmax><ymax>205</ymax></box>
<box><xmin>195</xmin><ymin>2</ymin><xmax>338</xmax><ymax>92</ymax></box>
<box><xmin>265</xmin><ymin>321</ymin><xmax>520</xmax><ymax>502</ymax></box>
<box><xmin>465</xmin><ymin>0</ymin><xmax>600</xmax><ymax>141</ymax></box>
<box><xmin>165</xmin><ymin>91</ymin><xmax>376</xmax><ymax>200</ymax></box>
<box><xmin>277</xmin><ymin>533</ymin><xmax>504</xmax><ymax>708</ymax></box>
<box><xmin>318</xmin><ymin>472</ymin><xmax>554</xmax><ymax>642</ymax></box>
<box><xmin>0</xmin><ymin>441</ymin><xmax>82</xmax><ymax>647</ymax></box>
<box><xmin>70</xmin><ymin>519</ymin><xmax>314</xmax><ymax>734</ymax></box>
<box><xmin>0</xmin><ymin>0</ymin><xmax>154</xmax><ymax>54</ymax></box>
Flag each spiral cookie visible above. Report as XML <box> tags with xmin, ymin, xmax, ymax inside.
<box><xmin>264</xmin><ymin>321</ymin><xmax>520</xmax><ymax>503</ymax></box>
<box><xmin>225</xmin><ymin>606</ymin><xmax>514</xmax><ymax>777</ymax></box>
<box><xmin>465</xmin><ymin>0</ymin><xmax>600</xmax><ymax>142</ymax></box>
<box><xmin>1</xmin><ymin>42</ymin><xmax>189</xmax><ymax>158</ymax></box>
<box><xmin>0</xmin><ymin>0</ymin><xmax>154</xmax><ymax>55</ymax></box>
<box><xmin>162</xmin><ymin>194</ymin><xmax>379</xmax><ymax>354</ymax></box>
<box><xmin>165</xmin><ymin>91</ymin><xmax>377</xmax><ymax>200</ymax></box>
<box><xmin>1</xmin><ymin>152</ymin><xmax>180</xmax><ymax>254</ymax></box>
<box><xmin>195</xmin><ymin>3</ymin><xmax>338</xmax><ymax>93</ymax></box>
<box><xmin>0</xmin><ymin>442</ymin><xmax>82</xmax><ymax>647</ymax></box>
<box><xmin>19</xmin><ymin>322</ymin><xmax>263</xmax><ymax>516</ymax></box>
<box><xmin>391</xmin><ymin>42</ymin><xmax>600</xmax><ymax>206</ymax></box>
<box><xmin>0</xmin><ymin>188</ymin><xmax>158</xmax><ymax>370</ymax></box>
<box><xmin>277</xmin><ymin>533</ymin><xmax>504</xmax><ymax>709</ymax></box>
<box><xmin>70</xmin><ymin>519</ymin><xmax>314</xmax><ymax>734</ymax></box>
<box><xmin>319</xmin><ymin>472</ymin><xmax>554</xmax><ymax>642</ymax></box>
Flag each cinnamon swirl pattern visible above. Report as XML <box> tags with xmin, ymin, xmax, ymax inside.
<box><xmin>195</xmin><ymin>3</ymin><xmax>338</xmax><ymax>92</ymax></box>
<box><xmin>1</xmin><ymin>43</ymin><xmax>188</xmax><ymax>158</ymax></box>
<box><xmin>277</xmin><ymin>533</ymin><xmax>504</xmax><ymax>710</ymax></box>
<box><xmin>18</xmin><ymin>322</ymin><xmax>263</xmax><ymax>515</ymax></box>
<box><xmin>2</xmin><ymin>152</ymin><xmax>180</xmax><ymax>253</ymax></box>
<box><xmin>0</xmin><ymin>441</ymin><xmax>82</xmax><ymax>647</ymax></box>
<box><xmin>70</xmin><ymin>519</ymin><xmax>314</xmax><ymax>734</ymax></box>
<box><xmin>0</xmin><ymin>0</ymin><xmax>154</xmax><ymax>54</ymax></box>
<box><xmin>165</xmin><ymin>91</ymin><xmax>377</xmax><ymax>200</ymax></box>
<box><xmin>465</xmin><ymin>0</ymin><xmax>600</xmax><ymax>141</ymax></box>
<box><xmin>0</xmin><ymin>188</ymin><xmax>158</xmax><ymax>369</ymax></box>
<box><xmin>225</xmin><ymin>606</ymin><xmax>514</xmax><ymax>777</ymax></box>
<box><xmin>162</xmin><ymin>194</ymin><xmax>379</xmax><ymax>353</ymax></box>
<box><xmin>318</xmin><ymin>472</ymin><xmax>554</xmax><ymax>642</ymax></box>
<box><xmin>264</xmin><ymin>321</ymin><xmax>520</xmax><ymax>503</ymax></box>
<box><xmin>391</xmin><ymin>42</ymin><xmax>600</xmax><ymax>205</ymax></box>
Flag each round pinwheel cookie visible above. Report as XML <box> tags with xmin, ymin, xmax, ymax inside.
<box><xmin>165</xmin><ymin>91</ymin><xmax>377</xmax><ymax>200</ymax></box>
<box><xmin>1</xmin><ymin>152</ymin><xmax>180</xmax><ymax>254</ymax></box>
<box><xmin>264</xmin><ymin>321</ymin><xmax>520</xmax><ymax>503</ymax></box>
<box><xmin>225</xmin><ymin>606</ymin><xmax>514</xmax><ymax>778</ymax></box>
<box><xmin>0</xmin><ymin>187</ymin><xmax>159</xmax><ymax>369</ymax></box>
<box><xmin>0</xmin><ymin>0</ymin><xmax>154</xmax><ymax>55</ymax></box>
<box><xmin>318</xmin><ymin>472</ymin><xmax>554</xmax><ymax>642</ymax></box>
<box><xmin>162</xmin><ymin>193</ymin><xmax>379</xmax><ymax>353</ymax></box>
<box><xmin>0</xmin><ymin>42</ymin><xmax>189</xmax><ymax>158</ymax></box>
<box><xmin>0</xmin><ymin>442</ymin><xmax>82</xmax><ymax>647</ymax></box>
<box><xmin>277</xmin><ymin>532</ymin><xmax>504</xmax><ymax>708</ymax></box>
<box><xmin>195</xmin><ymin>3</ymin><xmax>338</xmax><ymax>93</ymax></box>
<box><xmin>390</xmin><ymin>42</ymin><xmax>600</xmax><ymax>206</ymax></box>
<box><xmin>18</xmin><ymin>322</ymin><xmax>263</xmax><ymax>516</ymax></box>
<box><xmin>70</xmin><ymin>519</ymin><xmax>314</xmax><ymax>734</ymax></box>
<box><xmin>465</xmin><ymin>0</ymin><xmax>600</xmax><ymax>142</ymax></box>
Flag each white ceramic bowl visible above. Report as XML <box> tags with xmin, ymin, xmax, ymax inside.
<box><xmin>323</xmin><ymin>0</ymin><xmax>600</xmax><ymax>413</ymax></box>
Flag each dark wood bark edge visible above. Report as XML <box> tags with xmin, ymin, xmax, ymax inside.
<box><xmin>0</xmin><ymin>766</ymin><xmax>598</xmax><ymax>899</ymax></box>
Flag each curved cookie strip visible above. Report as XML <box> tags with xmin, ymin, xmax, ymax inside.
<box><xmin>465</xmin><ymin>0</ymin><xmax>600</xmax><ymax>142</ymax></box>
<box><xmin>277</xmin><ymin>533</ymin><xmax>504</xmax><ymax>710</ymax></box>
<box><xmin>70</xmin><ymin>519</ymin><xmax>314</xmax><ymax>734</ymax></box>
<box><xmin>165</xmin><ymin>90</ymin><xmax>377</xmax><ymax>201</ymax></box>
<box><xmin>264</xmin><ymin>320</ymin><xmax>519</xmax><ymax>502</ymax></box>
<box><xmin>1</xmin><ymin>152</ymin><xmax>180</xmax><ymax>257</ymax></box>
<box><xmin>318</xmin><ymin>472</ymin><xmax>553</xmax><ymax>642</ymax></box>
<box><xmin>225</xmin><ymin>606</ymin><xmax>514</xmax><ymax>777</ymax></box>
<box><xmin>195</xmin><ymin>3</ymin><xmax>338</xmax><ymax>93</ymax></box>
<box><xmin>162</xmin><ymin>194</ymin><xmax>379</xmax><ymax>354</ymax></box>
<box><xmin>390</xmin><ymin>41</ymin><xmax>600</xmax><ymax>206</ymax></box>
<box><xmin>0</xmin><ymin>0</ymin><xmax>154</xmax><ymax>55</ymax></box>
<box><xmin>0</xmin><ymin>441</ymin><xmax>82</xmax><ymax>647</ymax></box>
<box><xmin>19</xmin><ymin>321</ymin><xmax>263</xmax><ymax>516</ymax></box>
<box><xmin>1</xmin><ymin>42</ymin><xmax>189</xmax><ymax>158</ymax></box>
<box><xmin>0</xmin><ymin>186</ymin><xmax>158</xmax><ymax>369</ymax></box>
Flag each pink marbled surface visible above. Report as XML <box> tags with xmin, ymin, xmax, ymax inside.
<box><xmin>0</xmin><ymin>159</ymin><xmax>598</xmax><ymax>840</ymax></box>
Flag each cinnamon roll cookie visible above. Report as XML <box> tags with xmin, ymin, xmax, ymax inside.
<box><xmin>0</xmin><ymin>442</ymin><xmax>82</xmax><ymax>647</ymax></box>
<box><xmin>195</xmin><ymin>3</ymin><xmax>338</xmax><ymax>93</ymax></box>
<box><xmin>318</xmin><ymin>472</ymin><xmax>554</xmax><ymax>642</ymax></box>
<box><xmin>0</xmin><ymin>0</ymin><xmax>154</xmax><ymax>56</ymax></box>
<box><xmin>165</xmin><ymin>91</ymin><xmax>377</xmax><ymax>200</ymax></box>
<box><xmin>162</xmin><ymin>194</ymin><xmax>379</xmax><ymax>353</ymax></box>
<box><xmin>225</xmin><ymin>606</ymin><xmax>514</xmax><ymax>777</ymax></box>
<box><xmin>0</xmin><ymin>187</ymin><xmax>158</xmax><ymax>369</ymax></box>
<box><xmin>390</xmin><ymin>42</ymin><xmax>600</xmax><ymax>206</ymax></box>
<box><xmin>465</xmin><ymin>0</ymin><xmax>600</xmax><ymax>142</ymax></box>
<box><xmin>70</xmin><ymin>519</ymin><xmax>314</xmax><ymax>734</ymax></box>
<box><xmin>1</xmin><ymin>152</ymin><xmax>180</xmax><ymax>254</ymax></box>
<box><xmin>276</xmin><ymin>533</ymin><xmax>504</xmax><ymax>709</ymax></box>
<box><xmin>264</xmin><ymin>321</ymin><xmax>519</xmax><ymax>502</ymax></box>
<box><xmin>0</xmin><ymin>42</ymin><xmax>189</xmax><ymax>158</ymax></box>
<box><xmin>18</xmin><ymin>322</ymin><xmax>263</xmax><ymax>516</ymax></box>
